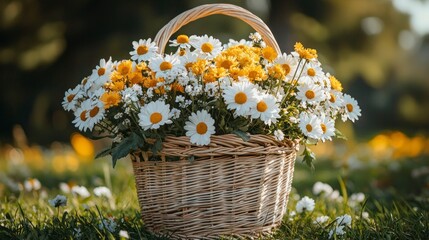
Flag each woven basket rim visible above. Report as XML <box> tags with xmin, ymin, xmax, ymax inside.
<box><xmin>132</xmin><ymin>134</ymin><xmax>299</xmax><ymax>161</ymax></box>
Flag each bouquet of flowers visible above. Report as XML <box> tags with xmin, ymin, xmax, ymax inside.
<box><xmin>62</xmin><ymin>32</ymin><xmax>361</xmax><ymax>167</ymax></box>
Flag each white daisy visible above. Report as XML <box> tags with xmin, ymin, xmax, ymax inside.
<box><xmin>319</xmin><ymin>115</ymin><xmax>335</xmax><ymax>142</ymax></box>
<box><xmin>296</xmin><ymin>82</ymin><xmax>326</xmax><ymax>105</ymax></box>
<box><xmin>148</xmin><ymin>54</ymin><xmax>183</xmax><ymax>80</ymax></box>
<box><xmin>190</xmin><ymin>35</ymin><xmax>222</xmax><ymax>59</ymax></box>
<box><xmin>169</xmin><ymin>34</ymin><xmax>192</xmax><ymax>49</ymax></box>
<box><xmin>86</xmin><ymin>100</ymin><xmax>105</xmax><ymax>129</ymax></box>
<box><xmin>24</xmin><ymin>178</ymin><xmax>41</xmax><ymax>191</ymax></box>
<box><xmin>274</xmin><ymin>129</ymin><xmax>285</xmax><ymax>141</ymax></box>
<box><xmin>314</xmin><ymin>215</ymin><xmax>330</xmax><ymax>225</ymax></box>
<box><xmin>62</xmin><ymin>85</ymin><xmax>83</xmax><ymax>112</ymax></box>
<box><xmin>342</xmin><ymin>94</ymin><xmax>361</xmax><ymax>122</ymax></box>
<box><xmin>222</xmin><ymin>80</ymin><xmax>258</xmax><ymax>116</ymax></box>
<box><xmin>299</xmin><ymin>60</ymin><xmax>325</xmax><ymax>84</ymax></box>
<box><xmin>129</xmin><ymin>38</ymin><xmax>158</xmax><ymax>62</ymax></box>
<box><xmin>298</xmin><ymin>112</ymin><xmax>323</xmax><ymax>139</ymax></box>
<box><xmin>326</xmin><ymin>90</ymin><xmax>344</xmax><ymax>110</ymax></box>
<box><xmin>313</xmin><ymin>181</ymin><xmax>334</xmax><ymax>196</ymax></box>
<box><xmin>48</xmin><ymin>195</ymin><xmax>67</xmax><ymax>207</ymax></box>
<box><xmin>274</xmin><ymin>53</ymin><xmax>298</xmax><ymax>80</ymax></box>
<box><xmin>87</xmin><ymin>57</ymin><xmax>114</xmax><ymax>92</ymax></box>
<box><xmin>295</xmin><ymin>196</ymin><xmax>315</xmax><ymax>213</ymax></box>
<box><xmin>250</xmin><ymin>93</ymin><xmax>280</xmax><ymax>125</ymax></box>
<box><xmin>72</xmin><ymin>99</ymin><xmax>93</xmax><ymax>132</ymax></box>
<box><xmin>138</xmin><ymin>100</ymin><xmax>172</xmax><ymax>130</ymax></box>
<box><xmin>184</xmin><ymin>110</ymin><xmax>216</xmax><ymax>146</ymax></box>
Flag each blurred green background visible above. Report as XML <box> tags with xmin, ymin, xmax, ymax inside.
<box><xmin>1</xmin><ymin>0</ymin><xmax>428</xmax><ymax>145</ymax></box>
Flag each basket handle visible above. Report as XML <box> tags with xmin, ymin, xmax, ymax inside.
<box><xmin>154</xmin><ymin>3</ymin><xmax>281</xmax><ymax>55</ymax></box>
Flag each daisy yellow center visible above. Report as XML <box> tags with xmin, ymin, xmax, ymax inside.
<box><xmin>201</xmin><ymin>42</ymin><xmax>214</xmax><ymax>53</ymax></box>
<box><xmin>67</xmin><ymin>94</ymin><xmax>75</xmax><ymax>102</ymax></box>
<box><xmin>196</xmin><ymin>122</ymin><xmax>208</xmax><ymax>135</ymax></box>
<box><xmin>179</xmin><ymin>49</ymin><xmax>186</xmax><ymax>56</ymax></box>
<box><xmin>346</xmin><ymin>103</ymin><xmax>353</xmax><ymax>112</ymax></box>
<box><xmin>234</xmin><ymin>92</ymin><xmax>247</xmax><ymax>104</ymax></box>
<box><xmin>137</xmin><ymin>45</ymin><xmax>149</xmax><ymax>55</ymax></box>
<box><xmin>177</xmin><ymin>35</ymin><xmax>189</xmax><ymax>44</ymax></box>
<box><xmin>89</xmin><ymin>106</ymin><xmax>99</xmax><ymax>118</ymax></box>
<box><xmin>80</xmin><ymin>110</ymin><xmax>87</xmax><ymax>121</ymax></box>
<box><xmin>307</xmin><ymin>68</ymin><xmax>316</xmax><ymax>77</ymax></box>
<box><xmin>160</xmin><ymin>61</ymin><xmax>172</xmax><ymax>71</ymax></box>
<box><xmin>329</xmin><ymin>93</ymin><xmax>336</xmax><ymax>103</ymax></box>
<box><xmin>256</xmin><ymin>101</ymin><xmax>268</xmax><ymax>112</ymax></box>
<box><xmin>282</xmin><ymin>64</ymin><xmax>291</xmax><ymax>75</ymax></box>
<box><xmin>150</xmin><ymin>112</ymin><xmax>162</xmax><ymax>124</ymax></box>
<box><xmin>305</xmin><ymin>90</ymin><xmax>315</xmax><ymax>99</ymax></box>
<box><xmin>321</xmin><ymin>123</ymin><xmax>327</xmax><ymax>133</ymax></box>
<box><xmin>306</xmin><ymin>124</ymin><xmax>313</xmax><ymax>132</ymax></box>
<box><xmin>97</xmin><ymin>67</ymin><xmax>106</xmax><ymax>76</ymax></box>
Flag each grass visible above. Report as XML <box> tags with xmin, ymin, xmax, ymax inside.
<box><xmin>1</xmin><ymin>150</ymin><xmax>429</xmax><ymax>239</ymax></box>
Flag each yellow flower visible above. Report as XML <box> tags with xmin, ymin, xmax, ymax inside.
<box><xmin>294</xmin><ymin>42</ymin><xmax>318</xmax><ymax>60</ymax></box>
<box><xmin>116</xmin><ymin>60</ymin><xmax>133</xmax><ymax>76</ymax></box>
<box><xmin>242</xmin><ymin>65</ymin><xmax>267</xmax><ymax>82</ymax></box>
<box><xmin>100</xmin><ymin>92</ymin><xmax>121</xmax><ymax>109</ymax></box>
<box><xmin>329</xmin><ymin>75</ymin><xmax>343</xmax><ymax>92</ymax></box>
<box><xmin>191</xmin><ymin>59</ymin><xmax>208</xmax><ymax>76</ymax></box>
<box><xmin>262</xmin><ymin>46</ymin><xmax>278</xmax><ymax>62</ymax></box>
<box><xmin>170</xmin><ymin>82</ymin><xmax>184</xmax><ymax>93</ymax></box>
<box><xmin>267</xmin><ymin>64</ymin><xmax>286</xmax><ymax>80</ymax></box>
<box><xmin>215</xmin><ymin>55</ymin><xmax>238</xmax><ymax>71</ymax></box>
<box><xmin>203</xmin><ymin>67</ymin><xmax>227</xmax><ymax>83</ymax></box>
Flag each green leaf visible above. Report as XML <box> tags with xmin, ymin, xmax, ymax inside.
<box><xmin>301</xmin><ymin>146</ymin><xmax>316</xmax><ymax>170</ymax></box>
<box><xmin>151</xmin><ymin>138</ymin><xmax>163</xmax><ymax>155</ymax></box>
<box><xmin>95</xmin><ymin>147</ymin><xmax>112</xmax><ymax>159</ymax></box>
<box><xmin>233</xmin><ymin>129</ymin><xmax>250</xmax><ymax>142</ymax></box>
<box><xmin>111</xmin><ymin>133</ymin><xmax>144</xmax><ymax>167</ymax></box>
<box><xmin>335</xmin><ymin>128</ymin><xmax>348</xmax><ymax>140</ymax></box>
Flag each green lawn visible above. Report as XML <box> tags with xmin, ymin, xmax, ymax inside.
<box><xmin>1</xmin><ymin>149</ymin><xmax>429</xmax><ymax>239</ymax></box>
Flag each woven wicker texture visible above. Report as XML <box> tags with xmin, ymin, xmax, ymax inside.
<box><xmin>132</xmin><ymin>4</ymin><xmax>296</xmax><ymax>239</ymax></box>
<box><xmin>132</xmin><ymin>135</ymin><xmax>297</xmax><ymax>239</ymax></box>
<box><xmin>154</xmin><ymin>3</ymin><xmax>281</xmax><ymax>54</ymax></box>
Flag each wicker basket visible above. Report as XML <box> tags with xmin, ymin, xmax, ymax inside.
<box><xmin>131</xmin><ymin>4</ymin><xmax>298</xmax><ymax>239</ymax></box>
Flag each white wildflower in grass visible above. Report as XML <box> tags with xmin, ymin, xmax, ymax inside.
<box><xmin>250</xmin><ymin>93</ymin><xmax>280</xmax><ymax>126</ymax></box>
<box><xmin>184</xmin><ymin>110</ymin><xmax>216</xmax><ymax>146</ymax></box>
<box><xmin>93</xmin><ymin>186</ymin><xmax>112</xmax><ymax>199</ymax></box>
<box><xmin>87</xmin><ymin>58</ymin><xmax>114</xmax><ymax>91</ymax></box>
<box><xmin>296</xmin><ymin>83</ymin><xmax>326</xmax><ymax>105</ymax></box>
<box><xmin>71</xmin><ymin>185</ymin><xmax>90</xmax><ymax>199</ymax></box>
<box><xmin>74</xmin><ymin>228</ymin><xmax>82</xmax><ymax>239</ymax></box>
<box><xmin>274</xmin><ymin>53</ymin><xmax>298</xmax><ymax>80</ymax></box>
<box><xmin>296</xmin><ymin>196</ymin><xmax>315</xmax><ymax>213</ymax></box>
<box><xmin>59</xmin><ymin>182</ymin><xmax>72</xmax><ymax>193</ymax></box>
<box><xmin>222</xmin><ymin>80</ymin><xmax>258</xmax><ymax>116</ymax></box>
<box><xmin>319</xmin><ymin>115</ymin><xmax>335</xmax><ymax>142</ymax></box>
<box><xmin>62</xmin><ymin>85</ymin><xmax>83</xmax><ymax>112</ymax></box>
<box><xmin>349</xmin><ymin>192</ymin><xmax>365</xmax><ymax>207</ymax></box>
<box><xmin>24</xmin><ymin>178</ymin><xmax>41</xmax><ymax>191</ymax></box>
<box><xmin>314</xmin><ymin>215</ymin><xmax>330</xmax><ymax>225</ymax></box>
<box><xmin>129</xmin><ymin>38</ymin><xmax>158</xmax><ymax>62</ymax></box>
<box><xmin>169</xmin><ymin>34</ymin><xmax>192</xmax><ymax>49</ymax></box>
<box><xmin>312</xmin><ymin>181</ymin><xmax>334</xmax><ymax>196</ymax></box>
<box><xmin>99</xmin><ymin>217</ymin><xmax>117</xmax><ymax>233</ymax></box>
<box><xmin>190</xmin><ymin>35</ymin><xmax>222</xmax><ymax>59</ymax></box>
<box><xmin>329</xmin><ymin>214</ymin><xmax>352</xmax><ymax>238</ymax></box>
<box><xmin>299</xmin><ymin>113</ymin><xmax>323</xmax><ymax>139</ymax></box>
<box><xmin>138</xmin><ymin>100</ymin><xmax>172</xmax><ymax>130</ymax></box>
<box><xmin>148</xmin><ymin>54</ymin><xmax>183</xmax><ymax>80</ymax></box>
<box><xmin>119</xmin><ymin>230</ymin><xmax>130</xmax><ymax>239</ymax></box>
<box><xmin>342</xmin><ymin>94</ymin><xmax>361</xmax><ymax>122</ymax></box>
<box><xmin>48</xmin><ymin>195</ymin><xmax>67</xmax><ymax>207</ymax></box>
<box><xmin>274</xmin><ymin>129</ymin><xmax>285</xmax><ymax>141</ymax></box>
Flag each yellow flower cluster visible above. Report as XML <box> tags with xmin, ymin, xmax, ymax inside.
<box><xmin>294</xmin><ymin>42</ymin><xmax>318</xmax><ymax>60</ymax></box>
